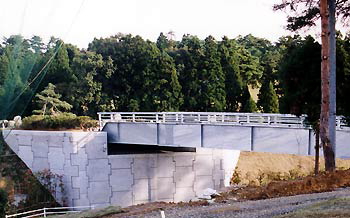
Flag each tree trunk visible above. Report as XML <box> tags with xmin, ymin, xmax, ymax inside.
<box><xmin>320</xmin><ymin>0</ymin><xmax>336</xmax><ymax>172</ymax></box>
<box><xmin>314</xmin><ymin>126</ymin><xmax>320</xmax><ymax>175</ymax></box>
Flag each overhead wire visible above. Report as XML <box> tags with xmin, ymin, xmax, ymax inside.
<box><xmin>1</xmin><ymin>0</ymin><xmax>87</xmax><ymax>142</ymax></box>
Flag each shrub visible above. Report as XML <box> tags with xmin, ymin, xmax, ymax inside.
<box><xmin>22</xmin><ymin>113</ymin><xmax>98</xmax><ymax>130</ymax></box>
<box><xmin>0</xmin><ymin>189</ymin><xmax>8</xmax><ymax>218</ymax></box>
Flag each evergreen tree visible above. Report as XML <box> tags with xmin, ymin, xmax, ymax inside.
<box><xmin>257</xmin><ymin>79</ymin><xmax>279</xmax><ymax>113</ymax></box>
<box><xmin>219</xmin><ymin>37</ymin><xmax>243</xmax><ymax>112</ymax></box>
<box><xmin>156</xmin><ymin>32</ymin><xmax>169</xmax><ymax>51</ymax></box>
<box><xmin>241</xmin><ymin>86</ymin><xmax>258</xmax><ymax>112</ymax></box>
<box><xmin>33</xmin><ymin>83</ymin><xmax>72</xmax><ymax>115</ymax></box>
<box><xmin>199</xmin><ymin>35</ymin><xmax>226</xmax><ymax>111</ymax></box>
<box><xmin>174</xmin><ymin>34</ymin><xmax>203</xmax><ymax>111</ymax></box>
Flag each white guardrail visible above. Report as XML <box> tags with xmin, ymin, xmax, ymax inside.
<box><xmin>5</xmin><ymin>206</ymin><xmax>94</xmax><ymax>218</ymax></box>
<box><xmin>97</xmin><ymin>112</ymin><xmax>349</xmax><ymax>130</ymax></box>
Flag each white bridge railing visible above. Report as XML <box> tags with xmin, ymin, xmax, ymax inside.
<box><xmin>5</xmin><ymin>206</ymin><xmax>94</xmax><ymax>218</ymax></box>
<box><xmin>97</xmin><ymin>112</ymin><xmax>349</xmax><ymax>130</ymax></box>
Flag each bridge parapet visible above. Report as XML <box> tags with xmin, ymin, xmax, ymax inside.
<box><xmin>98</xmin><ymin>112</ymin><xmax>349</xmax><ymax>130</ymax></box>
<box><xmin>98</xmin><ymin>112</ymin><xmax>309</xmax><ymax>129</ymax></box>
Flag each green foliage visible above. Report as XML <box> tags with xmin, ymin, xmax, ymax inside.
<box><xmin>278</xmin><ymin>35</ymin><xmax>321</xmax><ymax>121</ymax></box>
<box><xmin>199</xmin><ymin>35</ymin><xmax>226</xmax><ymax>111</ymax></box>
<box><xmin>258</xmin><ymin>80</ymin><xmax>279</xmax><ymax>113</ymax></box>
<box><xmin>21</xmin><ymin>113</ymin><xmax>98</xmax><ymax>130</ymax></box>
<box><xmin>2</xmin><ymin>32</ymin><xmax>350</xmax><ymax>118</ymax></box>
<box><xmin>33</xmin><ymin>83</ymin><xmax>72</xmax><ymax>115</ymax></box>
<box><xmin>219</xmin><ymin>37</ymin><xmax>243</xmax><ymax>111</ymax></box>
<box><xmin>241</xmin><ymin>87</ymin><xmax>258</xmax><ymax>112</ymax></box>
<box><xmin>0</xmin><ymin>189</ymin><xmax>8</xmax><ymax>218</ymax></box>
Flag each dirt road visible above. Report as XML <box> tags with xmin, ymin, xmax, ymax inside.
<box><xmin>113</xmin><ymin>188</ymin><xmax>350</xmax><ymax>218</ymax></box>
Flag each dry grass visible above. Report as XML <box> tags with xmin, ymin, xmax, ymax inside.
<box><xmin>277</xmin><ymin>198</ymin><xmax>350</xmax><ymax>218</ymax></box>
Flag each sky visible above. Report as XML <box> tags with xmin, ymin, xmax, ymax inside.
<box><xmin>0</xmin><ymin>0</ymin><xmax>300</xmax><ymax>48</ymax></box>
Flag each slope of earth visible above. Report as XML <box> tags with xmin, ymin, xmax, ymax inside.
<box><xmin>234</xmin><ymin>151</ymin><xmax>350</xmax><ymax>185</ymax></box>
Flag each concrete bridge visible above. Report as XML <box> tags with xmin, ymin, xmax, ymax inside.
<box><xmin>99</xmin><ymin>112</ymin><xmax>350</xmax><ymax>158</ymax></box>
<box><xmin>2</xmin><ymin>112</ymin><xmax>350</xmax><ymax>209</ymax></box>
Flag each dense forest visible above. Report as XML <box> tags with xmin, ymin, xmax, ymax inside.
<box><xmin>0</xmin><ymin>32</ymin><xmax>350</xmax><ymax>120</ymax></box>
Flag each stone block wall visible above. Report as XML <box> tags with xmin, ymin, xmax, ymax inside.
<box><xmin>2</xmin><ymin>130</ymin><xmax>240</xmax><ymax>208</ymax></box>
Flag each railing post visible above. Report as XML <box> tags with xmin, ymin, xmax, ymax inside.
<box><xmin>156</xmin><ymin>114</ymin><xmax>159</xmax><ymax>123</ymax></box>
<box><xmin>267</xmin><ymin>116</ymin><xmax>271</xmax><ymax>124</ymax></box>
<box><xmin>336</xmin><ymin>117</ymin><xmax>341</xmax><ymax>129</ymax></box>
<box><xmin>222</xmin><ymin>114</ymin><xmax>224</xmax><ymax>122</ymax></box>
<box><xmin>181</xmin><ymin>114</ymin><xmax>184</xmax><ymax>123</ymax></box>
<box><xmin>176</xmin><ymin>114</ymin><xmax>179</xmax><ymax>122</ymax></box>
<box><xmin>132</xmin><ymin>114</ymin><xmax>135</xmax><ymax>122</ymax></box>
<box><xmin>163</xmin><ymin>113</ymin><xmax>165</xmax><ymax>122</ymax></box>
<box><xmin>247</xmin><ymin>115</ymin><xmax>250</xmax><ymax>123</ymax></box>
<box><xmin>44</xmin><ymin>208</ymin><xmax>47</xmax><ymax>217</ymax></box>
<box><xmin>98</xmin><ymin>113</ymin><xmax>102</xmax><ymax>131</ymax></box>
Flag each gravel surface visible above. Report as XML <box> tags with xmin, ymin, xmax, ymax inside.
<box><xmin>118</xmin><ymin>188</ymin><xmax>350</xmax><ymax>218</ymax></box>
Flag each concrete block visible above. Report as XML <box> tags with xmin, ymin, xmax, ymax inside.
<box><xmin>90</xmin><ymin>136</ymin><xmax>107</xmax><ymax>145</ymax></box>
<box><xmin>194</xmin><ymin>175</ymin><xmax>214</xmax><ymax>195</ymax></box>
<box><xmin>64</xmin><ymin>159</ymin><xmax>79</xmax><ymax>177</ymax></box>
<box><xmin>92</xmin><ymin>203</ymin><xmax>111</xmax><ymax>209</ymax></box>
<box><xmin>222</xmin><ymin>150</ymin><xmax>240</xmax><ymax>186</ymax></box>
<box><xmin>132</xmin><ymin>157</ymin><xmax>155</xmax><ymax>179</ymax></box>
<box><xmin>213</xmin><ymin>170</ymin><xmax>225</xmax><ymax>184</ymax></box>
<box><xmin>50</xmin><ymin>169</ymin><xmax>64</xmax><ymax>175</ymax></box>
<box><xmin>174</xmin><ymin>187</ymin><xmax>195</xmax><ymax>202</ymax></box>
<box><xmin>213</xmin><ymin>158</ymin><xmax>223</xmax><ymax>171</ymax></box>
<box><xmin>73</xmin><ymin>194</ymin><xmax>90</xmax><ymax>207</ymax></box>
<box><xmin>133</xmin><ymin>179</ymin><xmax>150</xmax><ymax>201</ymax></box>
<box><xmin>48</xmin><ymin>147</ymin><xmax>65</xmax><ymax>170</ymax></box>
<box><xmin>110</xmin><ymin>169</ymin><xmax>133</xmax><ymax>192</ymax></box>
<box><xmin>32</xmin><ymin>135</ymin><xmax>49</xmax><ymax>146</ymax></box>
<box><xmin>174</xmin><ymin>167</ymin><xmax>194</xmax><ymax>188</ymax></box>
<box><xmin>72</xmin><ymin>172</ymin><xmax>89</xmax><ymax>194</ymax></box>
<box><xmin>18</xmin><ymin>145</ymin><xmax>33</xmax><ymax>168</ymax></box>
<box><xmin>48</xmin><ymin>135</ymin><xmax>63</xmax><ymax>147</ymax></box>
<box><xmin>194</xmin><ymin>155</ymin><xmax>214</xmax><ymax>176</ymax></box>
<box><xmin>71</xmin><ymin>148</ymin><xmax>88</xmax><ymax>170</ymax></box>
<box><xmin>72</xmin><ymin>188</ymin><xmax>80</xmax><ymax>200</ymax></box>
<box><xmin>156</xmin><ymin>156</ymin><xmax>175</xmax><ymax>178</ymax></box>
<box><xmin>111</xmin><ymin>191</ymin><xmax>133</xmax><ymax>207</ymax></box>
<box><xmin>32</xmin><ymin>157</ymin><xmax>49</xmax><ymax>172</ymax></box>
<box><xmin>17</xmin><ymin>135</ymin><xmax>32</xmax><ymax>145</ymax></box>
<box><xmin>109</xmin><ymin>156</ymin><xmax>133</xmax><ymax>169</ymax></box>
<box><xmin>174</xmin><ymin>154</ymin><xmax>195</xmax><ymax>167</ymax></box>
<box><xmin>4</xmin><ymin>134</ymin><xmax>19</xmax><ymax>153</ymax></box>
<box><xmin>32</xmin><ymin>141</ymin><xmax>49</xmax><ymax>158</ymax></box>
<box><xmin>87</xmin><ymin>159</ymin><xmax>110</xmax><ymax>182</ymax></box>
<box><xmin>86</xmin><ymin>141</ymin><xmax>107</xmax><ymax>159</ymax></box>
<box><xmin>195</xmin><ymin>148</ymin><xmax>213</xmax><ymax>155</ymax></box>
<box><xmin>63</xmin><ymin>138</ymin><xmax>77</xmax><ymax>155</ymax></box>
<box><xmin>157</xmin><ymin>177</ymin><xmax>175</xmax><ymax>200</ymax></box>
<box><xmin>88</xmin><ymin>181</ymin><xmax>112</xmax><ymax>204</ymax></box>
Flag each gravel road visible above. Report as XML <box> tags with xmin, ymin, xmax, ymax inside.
<box><xmin>120</xmin><ymin>188</ymin><xmax>350</xmax><ymax>218</ymax></box>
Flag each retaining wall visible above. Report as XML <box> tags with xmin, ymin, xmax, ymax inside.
<box><xmin>2</xmin><ymin>130</ymin><xmax>240</xmax><ymax>208</ymax></box>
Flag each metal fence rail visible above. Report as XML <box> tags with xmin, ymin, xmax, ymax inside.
<box><xmin>5</xmin><ymin>206</ymin><xmax>94</xmax><ymax>218</ymax></box>
<box><xmin>97</xmin><ymin>112</ymin><xmax>349</xmax><ymax>130</ymax></box>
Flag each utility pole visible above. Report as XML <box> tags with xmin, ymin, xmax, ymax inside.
<box><xmin>320</xmin><ymin>0</ymin><xmax>336</xmax><ymax>171</ymax></box>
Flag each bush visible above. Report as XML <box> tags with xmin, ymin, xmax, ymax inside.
<box><xmin>21</xmin><ymin>113</ymin><xmax>98</xmax><ymax>130</ymax></box>
<box><xmin>0</xmin><ymin>189</ymin><xmax>8</xmax><ymax>218</ymax></box>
